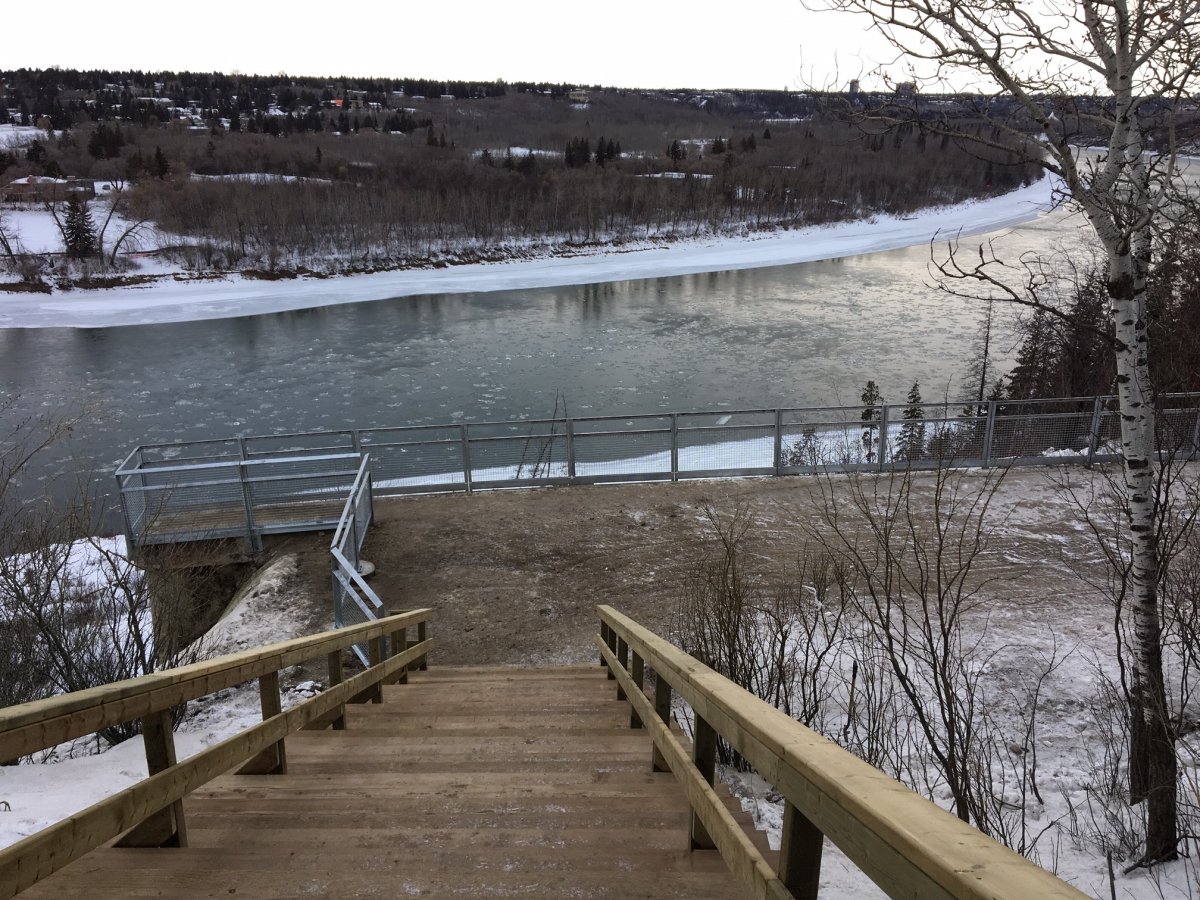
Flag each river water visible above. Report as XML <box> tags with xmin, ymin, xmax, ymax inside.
<box><xmin>0</xmin><ymin>207</ymin><xmax>1078</xmax><ymax>511</ymax></box>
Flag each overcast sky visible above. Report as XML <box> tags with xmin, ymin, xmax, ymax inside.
<box><xmin>7</xmin><ymin>0</ymin><xmax>901</xmax><ymax>91</ymax></box>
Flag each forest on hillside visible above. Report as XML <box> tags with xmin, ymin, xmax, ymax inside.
<box><xmin>0</xmin><ymin>68</ymin><xmax>1043</xmax><ymax>277</ymax></box>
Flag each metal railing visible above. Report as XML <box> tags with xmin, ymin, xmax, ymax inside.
<box><xmin>116</xmin><ymin>393</ymin><xmax>1200</xmax><ymax>516</ymax></box>
<box><xmin>330</xmin><ymin>455</ymin><xmax>383</xmax><ymax>665</ymax></box>
<box><xmin>115</xmin><ymin>449</ymin><xmax>367</xmax><ymax>550</ymax></box>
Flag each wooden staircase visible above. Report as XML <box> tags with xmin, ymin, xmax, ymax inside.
<box><xmin>17</xmin><ymin>666</ymin><xmax>760</xmax><ymax>898</ymax></box>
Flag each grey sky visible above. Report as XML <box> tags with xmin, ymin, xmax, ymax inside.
<box><xmin>8</xmin><ymin>0</ymin><xmax>897</xmax><ymax>90</ymax></box>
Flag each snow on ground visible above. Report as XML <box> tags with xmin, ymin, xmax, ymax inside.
<box><xmin>0</xmin><ymin>175</ymin><xmax>1057</xmax><ymax>329</ymax></box>
<box><xmin>191</xmin><ymin>173</ymin><xmax>332</xmax><ymax>185</ymax></box>
<box><xmin>0</xmin><ymin>202</ymin><xmax>165</xmax><ymax>256</ymax></box>
<box><xmin>0</xmin><ymin>125</ymin><xmax>60</xmax><ymax>149</ymax></box>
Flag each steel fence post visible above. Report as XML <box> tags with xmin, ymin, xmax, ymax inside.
<box><xmin>877</xmin><ymin>405</ymin><xmax>890</xmax><ymax>473</ymax></box>
<box><xmin>239</xmin><ymin>461</ymin><xmax>261</xmax><ymax>552</ymax></box>
<box><xmin>238</xmin><ymin>436</ymin><xmax>248</xmax><ymax>461</ymax></box>
<box><xmin>460</xmin><ymin>423</ymin><xmax>473</xmax><ymax>494</ymax></box>
<box><xmin>1086</xmin><ymin>395</ymin><xmax>1105</xmax><ymax>468</ymax></box>
<box><xmin>773</xmin><ymin>408</ymin><xmax>784</xmax><ymax>476</ymax></box>
<box><xmin>566</xmin><ymin>416</ymin><xmax>577</xmax><ymax>483</ymax></box>
<box><xmin>366</xmin><ymin>470</ymin><xmax>375</xmax><ymax>525</ymax></box>
<box><xmin>1191</xmin><ymin>400</ymin><xmax>1200</xmax><ymax>462</ymax></box>
<box><xmin>982</xmin><ymin>400</ymin><xmax>997</xmax><ymax>468</ymax></box>
<box><xmin>117</xmin><ymin>473</ymin><xmax>136</xmax><ymax>549</ymax></box>
<box><xmin>670</xmin><ymin>414</ymin><xmax>679</xmax><ymax>481</ymax></box>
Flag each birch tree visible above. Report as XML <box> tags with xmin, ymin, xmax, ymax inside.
<box><xmin>806</xmin><ymin>0</ymin><xmax>1200</xmax><ymax>863</ymax></box>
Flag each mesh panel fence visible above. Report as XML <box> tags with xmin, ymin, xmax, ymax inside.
<box><xmin>573</xmin><ymin>416</ymin><xmax>672</xmax><ymax>478</ymax></box>
<box><xmin>468</xmin><ymin>433</ymin><xmax>570</xmax><ymax>484</ymax></box>
<box><xmin>118</xmin><ymin>394</ymin><xmax>1200</xmax><ymax>531</ymax></box>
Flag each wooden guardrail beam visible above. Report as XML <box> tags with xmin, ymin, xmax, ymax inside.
<box><xmin>0</xmin><ymin>635</ymin><xmax>430</xmax><ymax>900</ymax></box>
<box><xmin>598</xmin><ymin>605</ymin><xmax>1088</xmax><ymax>900</ymax></box>
<box><xmin>0</xmin><ymin>609</ymin><xmax>431</xmax><ymax>762</ymax></box>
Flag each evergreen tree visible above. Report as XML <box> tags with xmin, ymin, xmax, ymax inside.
<box><xmin>152</xmin><ymin>145</ymin><xmax>170</xmax><ymax>179</ymax></box>
<box><xmin>667</xmin><ymin>139</ymin><xmax>686</xmax><ymax>168</ymax></box>
<box><xmin>762</xmin><ymin>127</ymin><xmax>771</xmax><ymax>140</ymax></box>
<box><xmin>62</xmin><ymin>194</ymin><xmax>97</xmax><ymax>258</ymax></box>
<box><xmin>860</xmin><ymin>380</ymin><xmax>883</xmax><ymax>462</ymax></box>
<box><xmin>898</xmin><ymin>380</ymin><xmax>926</xmax><ymax>461</ymax></box>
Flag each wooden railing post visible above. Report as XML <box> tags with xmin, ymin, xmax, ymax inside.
<box><xmin>366</xmin><ymin>637</ymin><xmax>385</xmax><ymax>703</ymax></box>
<box><xmin>406</xmin><ymin>620</ymin><xmax>429</xmax><ymax>673</ymax></box>
<box><xmin>392</xmin><ymin>624</ymin><xmax>409</xmax><ymax>684</ymax></box>
<box><xmin>237</xmin><ymin>670</ymin><xmax>288</xmax><ymax>774</ymax></box>
<box><xmin>616</xmin><ymin>637</ymin><xmax>629</xmax><ymax>701</ymax></box>
<box><xmin>605</xmin><ymin>623</ymin><xmax>617</xmax><ymax>680</ymax></box>
<box><xmin>417</xmin><ymin>620</ymin><xmax>429</xmax><ymax>670</ymax></box>
<box><xmin>779</xmin><ymin>801</ymin><xmax>824</xmax><ymax>900</ymax></box>
<box><xmin>600</xmin><ymin>621</ymin><xmax>610</xmax><ymax>669</ymax></box>
<box><xmin>630</xmin><ymin>652</ymin><xmax>645</xmax><ymax>729</ymax></box>
<box><xmin>304</xmin><ymin>652</ymin><xmax>348</xmax><ymax>729</ymax></box>
<box><xmin>690</xmin><ymin>715</ymin><xmax>718</xmax><ymax>851</ymax></box>
<box><xmin>115</xmin><ymin>709</ymin><xmax>187</xmax><ymax>847</ymax></box>
<box><xmin>652</xmin><ymin>674</ymin><xmax>671</xmax><ymax>773</ymax></box>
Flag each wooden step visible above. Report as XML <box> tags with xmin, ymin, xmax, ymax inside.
<box><xmin>19</xmin><ymin>666</ymin><xmax>752</xmax><ymax>899</ymax></box>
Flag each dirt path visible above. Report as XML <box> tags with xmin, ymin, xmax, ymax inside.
<box><xmin>280</xmin><ymin>468</ymin><xmax>1108</xmax><ymax>667</ymax></box>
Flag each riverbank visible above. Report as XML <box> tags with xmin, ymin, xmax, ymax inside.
<box><xmin>0</xmin><ymin>176</ymin><xmax>1057</xmax><ymax>329</ymax></box>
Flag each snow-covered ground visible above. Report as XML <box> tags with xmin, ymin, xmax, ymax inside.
<box><xmin>0</xmin><ymin>125</ymin><xmax>60</xmax><ymax>149</ymax></box>
<box><xmin>0</xmin><ymin>175</ymin><xmax>1057</xmax><ymax>329</ymax></box>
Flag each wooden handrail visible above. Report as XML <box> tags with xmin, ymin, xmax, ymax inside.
<box><xmin>597</xmin><ymin>605</ymin><xmax>1087</xmax><ymax>900</ymax></box>
<box><xmin>0</xmin><ymin>611</ymin><xmax>432</xmax><ymax>899</ymax></box>
<box><xmin>0</xmin><ymin>609</ymin><xmax>430</xmax><ymax>762</ymax></box>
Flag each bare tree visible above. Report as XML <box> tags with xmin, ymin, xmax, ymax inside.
<box><xmin>807</xmin><ymin>0</ymin><xmax>1200</xmax><ymax>861</ymax></box>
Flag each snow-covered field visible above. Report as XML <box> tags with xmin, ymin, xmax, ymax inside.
<box><xmin>0</xmin><ymin>175</ymin><xmax>1057</xmax><ymax>329</ymax></box>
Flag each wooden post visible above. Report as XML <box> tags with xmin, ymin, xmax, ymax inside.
<box><xmin>779</xmin><ymin>801</ymin><xmax>824</xmax><ymax>900</ymax></box>
<box><xmin>316</xmin><ymin>649</ymin><xmax>346</xmax><ymax>730</ymax></box>
<box><xmin>605</xmin><ymin>623</ymin><xmax>617</xmax><ymax>681</ymax></box>
<box><xmin>417</xmin><ymin>620</ymin><xmax>429</xmax><ymax>670</ymax></box>
<box><xmin>630</xmin><ymin>652</ymin><xmax>645</xmax><ymax>729</ymax></box>
<box><xmin>393</xmin><ymin>625</ymin><xmax>409</xmax><ymax>684</ymax></box>
<box><xmin>690</xmin><ymin>715</ymin><xmax>718</xmax><ymax>851</ymax></box>
<box><xmin>652</xmin><ymin>674</ymin><xmax>672</xmax><ymax>773</ymax></box>
<box><xmin>115</xmin><ymin>709</ymin><xmax>187</xmax><ymax>847</ymax></box>
<box><xmin>616</xmin><ymin>637</ymin><xmax>629</xmax><ymax>701</ymax></box>
<box><xmin>237</xmin><ymin>671</ymin><xmax>287</xmax><ymax>775</ymax></box>
<box><xmin>600</xmin><ymin>621</ymin><xmax>610</xmax><ymax>668</ymax></box>
<box><xmin>368</xmin><ymin>637</ymin><xmax>384</xmax><ymax>703</ymax></box>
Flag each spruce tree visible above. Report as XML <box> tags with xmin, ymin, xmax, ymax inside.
<box><xmin>898</xmin><ymin>380</ymin><xmax>926</xmax><ymax>461</ymax></box>
<box><xmin>62</xmin><ymin>194</ymin><xmax>97</xmax><ymax>258</ymax></box>
<box><xmin>152</xmin><ymin>145</ymin><xmax>170</xmax><ymax>179</ymax></box>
